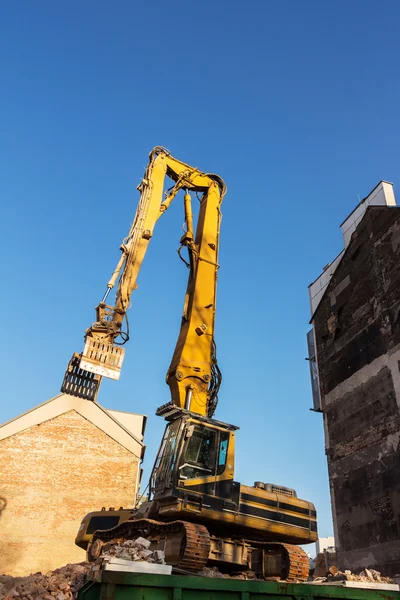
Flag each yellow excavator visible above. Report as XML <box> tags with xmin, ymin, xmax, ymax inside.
<box><xmin>62</xmin><ymin>147</ymin><xmax>317</xmax><ymax>580</ymax></box>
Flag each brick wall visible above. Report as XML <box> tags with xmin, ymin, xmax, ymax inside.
<box><xmin>0</xmin><ymin>410</ymin><xmax>139</xmax><ymax>576</ymax></box>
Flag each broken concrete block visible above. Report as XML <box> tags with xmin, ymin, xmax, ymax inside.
<box><xmin>134</xmin><ymin>537</ymin><xmax>151</xmax><ymax>549</ymax></box>
<box><xmin>138</xmin><ymin>550</ymin><xmax>153</xmax><ymax>560</ymax></box>
<box><xmin>152</xmin><ymin>550</ymin><xmax>165</xmax><ymax>564</ymax></box>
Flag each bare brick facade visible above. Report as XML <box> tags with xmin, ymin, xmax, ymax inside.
<box><xmin>0</xmin><ymin>396</ymin><xmax>145</xmax><ymax>576</ymax></box>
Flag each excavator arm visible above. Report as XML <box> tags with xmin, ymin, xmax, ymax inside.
<box><xmin>61</xmin><ymin>147</ymin><xmax>226</xmax><ymax>417</ymax></box>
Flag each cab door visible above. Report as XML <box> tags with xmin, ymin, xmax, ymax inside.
<box><xmin>178</xmin><ymin>423</ymin><xmax>235</xmax><ymax>502</ymax></box>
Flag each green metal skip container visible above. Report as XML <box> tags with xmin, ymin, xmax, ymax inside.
<box><xmin>79</xmin><ymin>571</ymin><xmax>400</xmax><ymax>600</ymax></box>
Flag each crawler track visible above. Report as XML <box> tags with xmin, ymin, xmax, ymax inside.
<box><xmin>88</xmin><ymin>518</ymin><xmax>210</xmax><ymax>572</ymax></box>
<box><xmin>263</xmin><ymin>542</ymin><xmax>310</xmax><ymax>581</ymax></box>
<box><xmin>283</xmin><ymin>543</ymin><xmax>310</xmax><ymax>581</ymax></box>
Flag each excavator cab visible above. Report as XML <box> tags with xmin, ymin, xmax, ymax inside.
<box><xmin>149</xmin><ymin>412</ymin><xmax>240</xmax><ymax>522</ymax></box>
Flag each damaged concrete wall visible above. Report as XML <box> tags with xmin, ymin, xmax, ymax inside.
<box><xmin>313</xmin><ymin>206</ymin><xmax>400</xmax><ymax>576</ymax></box>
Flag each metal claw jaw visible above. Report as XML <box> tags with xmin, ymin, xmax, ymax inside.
<box><xmin>61</xmin><ymin>338</ymin><xmax>125</xmax><ymax>401</ymax></box>
<box><xmin>61</xmin><ymin>353</ymin><xmax>102</xmax><ymax>401</ymax></box>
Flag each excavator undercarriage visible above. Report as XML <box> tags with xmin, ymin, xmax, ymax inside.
<box><xmin>86</xmin><ymin>517</ymin><xmax>310</xmax><ymax>581</ymax></box>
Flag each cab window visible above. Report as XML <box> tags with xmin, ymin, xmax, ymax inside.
<box><xmin>179</xmin><ymin>427</ymin><xmax>217</xmax><ymax>479</ymax></box>
<box><xmin>217</xmin><ymin>432</ymin><xmax>229</xmax><ymax>475</ymax></box>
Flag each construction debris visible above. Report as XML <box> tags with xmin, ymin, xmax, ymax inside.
<box><xmin>201</xmin><ymin>568</ymin><xmax>267</xmax><ymax>581</ymax></box>
<box><xmin>0</xmin><ymin>540</ymin><xmax>169</xmax><ymax>600</ymax></box>
<box><xmin>314</xmin><ymin>566</ymin><xmax>394</xmax><ymax>584</ymax></box>
<box><xmin>201</xmin><ymin>567</ymin><xmax>226</xmax><ymax>579</ymax></box>
<box><xmin>0</xmin><ymin>564</ymin><xmax>90</xmax><ymax>600</ymax></box>
<box><xmin>1</xmin><ymin>545</ymin><xmax>396</xmax><ymax>600</ymax></box>
<box><xmin>312</xmin><ymin>551</ymin><xmax>337</xmax><ymax>578</ymax></box>
<box><xmin>97</xmin><ymin>539</ymin><xmax>166</xmax><ymax>564</ymax></box>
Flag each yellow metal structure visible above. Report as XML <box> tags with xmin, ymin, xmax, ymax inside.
<box><xmin>66</xmin><ymin>148</ymin><xmax>317</xmax><ymax>581</ymax></box>
<box><xmin>62</xmin><ymin>146</ymin><xmax>225</xmax><ymax>416</ymax></box>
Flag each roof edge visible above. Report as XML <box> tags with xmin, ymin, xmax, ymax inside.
<box><xmin>339</xmin><ymin>180</ymin><xmax>394</xmax><ymax>227</ymax></box>
<box><xmin>0</xmin><ymin>394</ymin><xmax>145</xmax><ymax>457</ymax></box>
<box><xmin>309</xmin><ymin>205</ymin><xmax>400</xmax><ymax>323</ymax></box>
<box><xmin>308</xmin><ymin>250</ymin><xmax>344</xmax><ymax>289</ymax></box>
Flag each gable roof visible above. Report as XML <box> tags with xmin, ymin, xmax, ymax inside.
<box><xmin>0</xmin><ymin>393</ymin><xmax>146</xmax><ymax>459</ymax></box>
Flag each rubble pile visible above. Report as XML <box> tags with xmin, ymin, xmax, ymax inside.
<box><xmin>0</xmin><ymin>564</ymin><xmax>90</xmax><ymax>600</ymax></box>
<box><xmin>99</xmin><ymin>537</ymin><xmax>166</xmax><ymax>564</ymax></box>
<box><xmin>202</xmin><ymin>568</ymin><xmax>261</xmax><ymax>580</ymax></box>
<box><xmin>0</xmin><ymin>539</ymin><xmax>168</xmax><ymax>600</ymax></box>
<box><xmin>202</xmin><ymin>567</ymin><xmax>228</xmax><ymax>579</ymax></box>
<box><xmin>1</xmin><ymin>543</ymin><xmax>396</xmax><ymax>594</ymax></box>
<box><xmin>317</xmin><ymin>566</ymin><xmax>394</xmax><ymax>584</ymax></box>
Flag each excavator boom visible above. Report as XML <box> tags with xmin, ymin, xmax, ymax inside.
<box><xmin>61</xmin><ymin>147</ymin><xmax>226</xmax><ymax>416</ymax></box>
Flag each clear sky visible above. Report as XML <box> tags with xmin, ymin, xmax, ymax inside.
<box><xmin>1</xmin><ymin>1</ymin><xmax>400</xmax><ymax>544</ymax></box>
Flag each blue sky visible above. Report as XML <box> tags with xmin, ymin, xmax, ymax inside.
<box><xmin>1</xmin><ymin>1</ymin><xmax>400</xmax><ymax>543</ymax></box>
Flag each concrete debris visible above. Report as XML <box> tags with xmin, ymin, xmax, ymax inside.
<box><xmin>313</xmin><ymin>552</ymin><xmax>337</xmax><ymax>578</ymax></box>
<box><xmin>0</xmin><ymin>540</ymin><xmax>167</xmax><ymax>600</ymax></box>
<box><xmin>133</xmin><ymin>537</ymin><xmax>151</xmax><ymax>549</ymax></box>
<box><xmin>152</xmin><ymin>551</ymin><xmax>165</xmax><ymax>563</ymax></box>
<box><xmin>321</xmin><ymin>566</ymin><xmax>394</xmax><ymax>584</ymax></box>
<box><xmin>98</xmin><ymin>539</ymin><xmax>165</xmax><ymax>565</ymax></box>
<box><xmin>201</xmin><ymin>568</ymin><xmax>258</xmax><ymax>580</ymax></box>
<box><xmin>202</xmin><ymin>567</ymin><xmax>225</xmax><ymax>579</ymax></box>
<box><xmin>0</xmin><ymin>564</ymin><xmax>90</xmax><ymax>600</ymax></box>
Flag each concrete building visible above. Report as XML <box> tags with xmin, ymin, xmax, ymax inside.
<box><xmin>316</xmin><ymin>536</ymin><xmax>335</xmax><ymax>554</ymax></box>
<box><xmin>307</xmin><ymin>181</ymin><xmax>400</xmax><ymax>577</ymax></box>
<box><xmin>0</xmin><ymin>394</ymin><xmax>146</xmax><ymax>576</ymax></box>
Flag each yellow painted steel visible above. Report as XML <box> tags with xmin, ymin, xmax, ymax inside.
<box><xmin>80</xmin><ymin>147</ymin><xmax>226</xmax><ymax>416</ymax></box>
<box><xmin>158</xmin><ymin>503</ymin><xmax>318</xmax><ymax>545</ymax></box>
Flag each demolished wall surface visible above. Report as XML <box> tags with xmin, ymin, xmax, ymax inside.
<box><xmin>0</xmin><ymin>410</ymin><xmax>139</xmax><ymax>577</ymax></box>
<box><xmin>313</xmin><ymin>206</ymin><xmax>400</xmax><ymax>576</ymax></box>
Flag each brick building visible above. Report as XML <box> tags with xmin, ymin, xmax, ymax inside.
<box><xmin>307</xmin><ymin>181</ymin><xmax>400</xmax><ymax>576</ymax></box>
<box><xmin>0</xmin><ymin>393</ymin><xmax>146</xmax><ymax>576</ymax></box>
